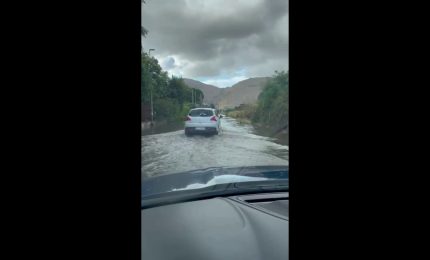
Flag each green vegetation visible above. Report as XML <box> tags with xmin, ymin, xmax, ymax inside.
<box><xmin>226</xmin><ymin>71</ymin><xmax>288</xmax><ymax>135</ymax></box>
<box><xmin>141</xmin><ymin>1</ymin><xmax>204</xmax><ymax>123</ymax></box>
<box><xmin>141</xmin><ymin>49</ymin><xmax>287</xmax><ymax>132</ymax></box>
<box><xmin>141</xmin><ymin>53</ymin><xmax>204</xmax><ymax>122</ymax></box>
<box><xmin>253</xmin><ymin>70</ymin><xmax>289</xmax><ymax>133</ymax></box>
<box><xmin>225</xmin><ymin>104</ymin><xmax>257</xmax><ymax>124</ymax></box>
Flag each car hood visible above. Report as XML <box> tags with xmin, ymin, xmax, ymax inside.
<box><xmin>142</xmin><ymin>165</ymin><xmax>288</xmax><ymax>198</ymax></box>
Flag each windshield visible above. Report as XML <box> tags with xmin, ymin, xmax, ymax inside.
<box><xmin>189</xmin><ymin>109</ymin><xmax>214</xmax><ymax>117</ymax></box>
<box><xmin>142</xmin><ymin>0</ymin><xmax>288</xmax><ymax>194</ymax></box>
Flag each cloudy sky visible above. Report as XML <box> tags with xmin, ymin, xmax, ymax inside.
<box><xmin>142</xmin><ymin>0</ymin><xmax>288</xmax><ymax>88</ymax></box>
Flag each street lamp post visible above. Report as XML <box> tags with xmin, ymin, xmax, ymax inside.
<box><xmin>148</xmin><ymin>49</ymin><xmax>155</xmax><ymax>125</ymax></box>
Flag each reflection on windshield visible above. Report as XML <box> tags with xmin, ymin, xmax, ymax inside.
<box><xmin>171</xmin><ymin>175</ymin><xmax>269</xmax><ymax>191</ymax></box>
<box><xmin>142</xmin><ymin>166</ymin><xmax>288</xmax><ymax>198</ymax></box>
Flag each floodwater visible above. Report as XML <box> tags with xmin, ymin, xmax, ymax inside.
<box><xmin>142</xmin><ymin>117</ymin><xmax>289</xmax><ymax>179</ymax></box>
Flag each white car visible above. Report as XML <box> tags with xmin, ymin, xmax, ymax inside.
<box><xmin>185</xmin><ymin>108</ymin><xmax>221</xmax><ymax>136</ymax></box>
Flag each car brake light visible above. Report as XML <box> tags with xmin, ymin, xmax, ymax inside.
<box><xmin>210</xmin><ymin>116</ymin><xmax>217</xmax><ymax>121</ymax></box>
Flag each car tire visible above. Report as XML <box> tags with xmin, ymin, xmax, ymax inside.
<box><xmin>185</xmin><ymin>129</ymin><xmax>191</xmax><ymax>136</ymax></box>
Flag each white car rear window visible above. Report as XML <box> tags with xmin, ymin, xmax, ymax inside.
<box><xmin>189</xmin><ymin>109</ymin><xmax>214</xmax><ymax>117</ymax></box>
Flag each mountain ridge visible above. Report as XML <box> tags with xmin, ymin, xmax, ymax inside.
<box><xmin>183</xmin><ymin>77</ymin><xmax>271</xmax><ymax>109</ymax></box>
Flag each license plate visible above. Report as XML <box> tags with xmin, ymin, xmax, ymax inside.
<box><xmin>195</xmin><ymin>127</ymin><xmax>205</xmax><ymax>131</ymax></box>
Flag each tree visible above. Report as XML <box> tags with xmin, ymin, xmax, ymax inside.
<box><xmin>253</xmin><ymin>71</ymin><xmax>289</xmax><ymax>131</ymax></box>
<box><xmin>190</xmin><ymin>88</ymin><xmax>204</xmax><ymax>105</ymax></box>
<box><xmin>141</xmin><ymin>0</ymin><xmax>148</xmax><ymax>51</ymax></box>
<box><xmin>141</xmin><ymin>53</ymin><xmax>168</xmax><ymax>103</ymax></box>
<box><xmin>141</xmin><ymin>52</ymin><xmax>206</xmax><ymax>122</ymax></box>
<box><xmin>167</xmin><ymin>76</ymin><xmax>190</xmax><ymax>107</ymax></box>
<box><xmin>141</xmin><ymin>26</ymin><xmax>148</xmax><ymax>37</ymax></box>
<box><xmin>197</xmin><ymin>89</ymin><xmax>204</xmax><ymax>104</ymax></box>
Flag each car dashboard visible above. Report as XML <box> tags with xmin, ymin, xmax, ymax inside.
<box><xmin>141</xmin><ymin>192</ymin><xmax>288</xmax><ymax>260</ymax></box>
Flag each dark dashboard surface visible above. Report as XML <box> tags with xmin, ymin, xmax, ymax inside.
<box><xmin>142</xmin><ymin>192</ymin><xmax>288</xmax><ymax>260</ymax></box>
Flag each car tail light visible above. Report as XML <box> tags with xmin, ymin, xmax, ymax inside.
<box><xmin>210</xmin><ymin>116</ymin><xmax>217</xmax><ymax>121</ymax></box>
<box><xmin>185</xmin><ymin>116</ymin><xmax>191</xmax><ymax>121</ymax></box>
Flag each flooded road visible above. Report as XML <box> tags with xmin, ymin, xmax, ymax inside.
<box><xmin>142</xmin><ymin>117</ymin><xmax>288</xmax><ymax>179</ymax></box>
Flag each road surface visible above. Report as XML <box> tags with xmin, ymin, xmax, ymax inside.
<box><xmin>142</xmin><ymin>117</ymin><xmax>288</xmax><ymax>179</ymax></box>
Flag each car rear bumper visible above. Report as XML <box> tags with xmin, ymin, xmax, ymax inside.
<box><xmin>185</xmin><ymin>122</ymin><xmax>218</xmax><ymax>127</ymax></box>
<box><xmin>185</xmin><ymin>126</ymin><xmax>218</xmax><ymax>134</ymax></box>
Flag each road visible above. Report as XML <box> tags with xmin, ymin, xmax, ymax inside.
<box><xmin>142</xmin><ymin>117</ymin><xmax>289</xmax><ymax>179</ymax></box>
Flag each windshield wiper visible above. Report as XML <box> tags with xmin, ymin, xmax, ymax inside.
<box><xmin>141</xmin><ymin>180</ymin><xmax>288</xmax><ymax>209</ymax></box>
<box><xmin>234</xmin><ymin>179</ymin><xmax>288</xmax><ymax>189</ymax></box>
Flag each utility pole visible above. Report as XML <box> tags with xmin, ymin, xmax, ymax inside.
<box><xmin>148</xmin><ymin>49</ymin><xmax>155</xmax><ymax>125</ymax></box>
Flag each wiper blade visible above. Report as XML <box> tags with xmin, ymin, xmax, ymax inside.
<box><xmin>234</xmin><ymin>179</ymin><xmax>288</xmax><ymax>189</ymax></box>
<box><xmin>142</xmin><ymin>180</ymin><xmax>288</xmax><ymax>209</ymax></box>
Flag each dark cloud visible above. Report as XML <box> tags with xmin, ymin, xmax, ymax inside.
<box><xmin>142</xmin><ymin>0</ymin><xmax>288</xmax><ymax>84</ymax></box>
